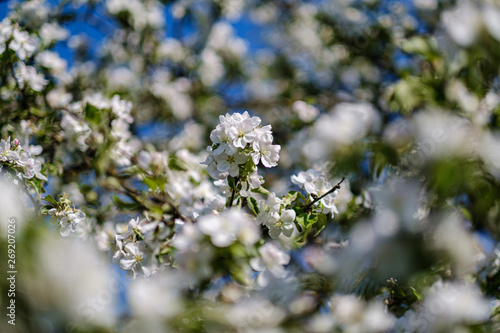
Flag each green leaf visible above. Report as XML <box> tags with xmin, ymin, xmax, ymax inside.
<box><xmin>142</xmin><ymin>175</ymin><xmax>160</xmax><ymax>190</ymax></box>
<box><xmin>248</xmin><ymin>197</ymin><xmax>259</xmax><ymax>215</ymax></box>
<box><xmin>169</xmin><ymin>157</ymin><xmax>187</xmax><ymax>171</ymax></box>
<box><xmin>307</xmin><ymin>214</ymin><xmax>319</xmax><ymax>226</ymax></box>
<box><xmin>389</xmin><ymin>77</ymin><xmax>433</xmax><ymax>114</ymax></box>
<box><xmin>84</xmin><ymin>103</ymin><xmax>101</xmax><ymax>124</ymax></box>
<box><xmin>296</xmin><ymin>213</ymin><xmax>324</xmax><ymax>242</ymax></box>
<box><xmin>29</xmin><ymin>178</ymin><xmax>46</xmax><ymax>194</ymax></box>
<box><xmin>282</xmin><ymin>191</ymin><xmax>304</xmax><ymax>206</ymax></box>
<box><xmin>401</xmin><ymin>36</ymin><xmax>437</xmax><ymax>58</ymax></box>
<box><xmin>230</xmin><ymin>243</ymin><xmax>247</xmax><ymax>258</ymax></box>
<box><xmin>228</xmin><ymin>176</ymin><xmax>236</xmax><ymax>190</ymax></box>
<box><xmin>251</xmin><ymin>186</ymin><xmax>270</xmax><ymax>196</ymax></box>
<box><xmin>40</xmin><ymin>205</ymin><xmax>52</xmax><ymax>215</ymax></box>
<box><xmin>296</xmin><ymin>213</ymin><xmax>309</xmax><ymax>228</ymax></box>
<box><xmin>160</xmin><ymin>246</ymin><xmax>172</xmax><ymax>255</ymax></box>
<box><xmin>297</xmin><ymin>224</ymin><xmax>312</xmax><ymax>243</ymax></box>
<box><xmin>312</xmin><ymin>214</ymin><xmax>327</xmax><ymax>237</ymax></box>
<box><xmin>111</xmin><ymin>194</ymin><xmax>140</xmax><ymax>211</ymax></box>
<box><xmin>43</xmin><ymin>195</ymin><xmax>58</xmax><ymax>205</ymax></box>
<box><xmin>241</xmin><ymin>159</ymin><xmax>255</xmax><ymax>177</ymax></box>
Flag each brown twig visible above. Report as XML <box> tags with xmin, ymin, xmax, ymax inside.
<box><xmin>303</xmin><ymin>178</ymin><xmax>345</xmax><ymax>211</ymax></box>
<box><xmin>228</xmin><ymin>177</ymin><xmax>239</xmax><ymax>208</ymax></box>
<box><xmin>108</xmin><ymin>168</ymin><xmax>192</xmax><ymax>223</ymax></box>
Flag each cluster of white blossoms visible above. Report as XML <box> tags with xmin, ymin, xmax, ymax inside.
<box><xmin>400</xmin><ymin>280</ymin><xmax>491</xmax><ymax>332</ymax></box>
<box><xmin>0</xmin><ymin>19</ymin><xmax>50</xmax><ymax>93</ymax></box>
<box><xmin>0</xmin><ymin>138</ymin><xmax>46</xmax><ymax>181</ymax></box>
<box><xmin>106</xmin><ymin>0</ymin><xmax>165</xmax><ymax>31</ymax></box>
<box><xmin>292</xmin><ymin>169</ymin><xmax>339</xmax><ymax>217</ymax></box>
<box><xmin>112</xmin><ymin>217</ymin><xmax>160</xmax><ymax>279</ymax></box>
<box><xmin>203</xmin><ymin>111</ymin><xmax>280</xmax><ymax>196</ymax></box>
<box><xmin>323</xmin><ymin>294</ymin><xmax>396</xmax><ymax>332</ymax></box>
<box><xmin>60</xmin><ymin>93</ymin><xmax>138</xmax><ymax>165</ymax></box>
<box><xmin>198</xmin><ymin>208</ymin><xmax>260</xmax><ymax>247</ymax></box>
<box><xmin>257</xmin><ymin>193</ymin><xmax>297</xmax><ymax>238</ymax></box>
<box><xmin>0</xmin><ymin>18</ymin><xmax>37</xmax><ymax>59</ymax></box>
<box><xmin>14</xmin><ymin>61</ymin><xmax>48</xmax><ymax>92</ymax></box>
<box><xmin>47</xmin><ymin>194</ymin><xmax>86</xmax><ymax>237</ymax></box>
<box><xmin>171</xmin><ymin>209</ymin><xmax>261</xmax><ymax>282</ymax></box>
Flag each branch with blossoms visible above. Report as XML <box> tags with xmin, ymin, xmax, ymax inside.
<box><xmin>86</xmin><ymin>111</ymin><xmax>347</xmax><ymax>282</ymax></box>
<box><xmin>0</xmin><ymin>138</ymin><xmax>48</xmax><ymax>209</ymax></box>
<box><xmin>0</xmin><ymin>136</ymin><xmax>88</xmax><ymax>234</ymax></box>
<box><xmin>2</xmin><ymin>0</ymin><xmax>500</xmax><ymax>331</ymax></box>
<box><xmin>201</xmin><ymin>112</ymin><xmax>344</xmax><ymax>243</ymax></box>
<box><xmin>303</xmin><ymin>178</ymin><xmax>345</xmax><ymax>211</ymax></box>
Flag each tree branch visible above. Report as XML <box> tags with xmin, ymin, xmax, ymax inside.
<box><xmin>228</xmin><ymin>187</ymin><xmax>236</xmax><ymax>208</ymax></box>
<box><xmin>303</xmin><ymin>178</ymin><xmax>345</xmax><ymax>211</ymax></box>
<box><xmin>228</xmin><ymin>177</ymin><xmax>239</xmax><ymax>208</ymax></box>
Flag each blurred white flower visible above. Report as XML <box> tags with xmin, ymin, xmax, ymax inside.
<box><xmin>442</xmin><ymin>2</ymin><xmax>480</xmax><ymax>47</ymax></box>
<box><xmin>9</xmin><ymin>29</ymin><xmax>36</xmax><ymax>60</ymax></box>
<box><xmin>0</xmin><ymin>18</ymin><xmax>12</xmax><ymax>53</ymax></box>
<box><xmin>198</xmin><ymin>209</ymin><xmax>260</xmax><ymax>247</ymax></box>
<box><xmin>40</xmin><ymin>22</ymin><xmax>69</xmax><ymax>43</ymax></box>
<box><xmin>250</xmin><ymin>242</ymin><xmax>290</xmax><ymax>286</ymax></box>
<box><xmin>0</xmin><ymin>178</ymin><xmax>26</xmax><ymax>235</ymax></box>
<box><xmin>304</xmin><ymin>102</ymin><xmax>380</xmax><ymax>160</ymax></box>
<box><xmin>331</xmin><ymin>295</ymin><xmax>395</xmax><ymax>332</ymax></box>
<box><xmin>36</xmin><ymin>50</ymin><xmax>67</xmax><ymax>75</ymax></box>
<box><xmin>61</xmin><ymin>113</ymin><xmax>91</xmax><ymax>151</ymax></box>
<box><xmin>433</xmin><ymin>213</ymin><xmax>484</xmax><ymax>275</ymax></box>
<box><xmin>14</xmin><ymin>62</ymin><xmax>48</xmax><ymax>92</ymax></box>
<box><xmin>480</xmin><ymin>132</ymin><xmax>500</xmax><ymax>179</ymax></box>
<box><xmin>405</xmin><ymin>280</ymin><xmax>491</xmax><ymax>332</ymax></box>
<box><xmin>225</xmin><ymin>297</ymin><xmax>286</xmax><ymax>329</ymax></box>
<box><xmin>26</xmin><ymin>235</ymin><xmax>116</xmax><ymax>327</ymax></box>
<box><xmin>128</xmin><ymin>270</ymin><xmax>183</xmax><ymax>319</ymax></box>
<box><xmin>412</xmin><ymin>110</ymin><xmax>476</xmax><ymax>159</ymax></box>
<box><xmin>292</xmin><ymin>100</ymin><xmax>319</xmax><ymax>122</ymax></box>
<box><xmin>46</xmin><ymin>88</ymin><xmax>72</xmax><ymax>108</ymax></box>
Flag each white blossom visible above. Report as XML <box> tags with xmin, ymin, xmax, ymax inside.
<box><xmin>40</xmin><ymin>22</ymin><xmax>69</xmax><ymax>43</ymax></box>
<box><xmin>203</xmin><ymin>112</ymin><xmax>281</xmax><ymax>189</ymax></box>
<box><xmin>198</xmin><ymin>209</ymin><xmax>260</xmax><ymax>247</ymax></box>
<box><xmin>292</xmin><ymin>100</ymin><xmax>319</xmax><ymax>122</ymax></box>
<box><xmin>256</xmin><ymin>192</ymin><xmax>282</xmax><ymax>225</ymax></box>
<box><xmin>214</xmin><ymin>151</ymin><xmax>247</xmax><ymax>176</ymax></box>
<box><xmin>251</xmin><ymin>139</ymin><xmax>281</xmax><ymax>168</ymax></box>
<box><xmin>48</xmin><ymin>202</ymin><xmax>86</xmax><ymax>237</ymax></box>
<box><xmin>250</xmin><ymin>242</ymin><xmax>290</xmax><ymax>286</ymax></box>
<box><xmin>0</xmin><ymin>138</ymin><xmax>46</xmax><ymax>180</ymax></box>
<box><xmin>264</xmin><ymin>209</ymin><xmax>296</xmax><ymax>238</ymax></box>
<box><xmin>14</xmin><ymin>62</ymin><xmax>48</xmax><ymax>92</ymax></box>
<box><xmin>0</xmin><ymin>18</ymin><xmax>12</xmax><ymax>53</ymax></box>
<box><xmin>9</xmin><ymin>29</ymin><xmax>36</xmax><ymax>60</ymax></box>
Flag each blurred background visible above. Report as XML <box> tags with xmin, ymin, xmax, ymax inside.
<box><xmin>1</xmin><ymin>0</ymin><xmax>500</xmax><ymax>332</ymax></box>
